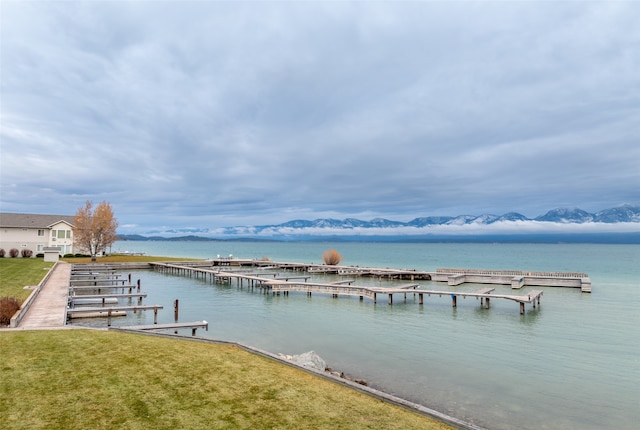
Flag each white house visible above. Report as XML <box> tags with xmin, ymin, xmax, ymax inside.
<box><xmin>0</xmin><ymin>213</ymin><xmax>76</xmax><ymax>256</ymax></box>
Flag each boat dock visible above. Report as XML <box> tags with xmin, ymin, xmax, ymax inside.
<box><xmin>64</xmin><ymin>264</ymin><xmax>208</xmax><ymax>332</ymax></box>
<box><xmin>205</xmin><ymin>258</ymin><xmax>592</xmax><ymax>292</ymax></box>
<box><xmin>150</xmin><ymin>262</ymin><xmax>546</xmax><ymax>314</ymax></box>
<box><xmin>432</xmin><ymin>268</ymin><xmax>591</xmax><ymax>292</ymax></box>
<box><xmin>118</xmin><ymin>320</ymin><xmax>209</xmax><ymax>336</ymax></box>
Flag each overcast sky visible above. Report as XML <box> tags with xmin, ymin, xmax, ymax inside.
<box><xmin>1</xmin><ymin>1</ymin><xmax>639</xmax><ymax>234</ymax></box>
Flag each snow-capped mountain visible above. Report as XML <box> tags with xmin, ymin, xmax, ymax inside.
<box><xmin>594</xmin><ymin>206</ymin><xmax>640</xmax><ymax>223</ymax></box>
<box><xmin>119</xmin><ymin>205</ymin><xmax>640</xmax><ymax>241</ymax></box>
<box><xmin>221</xmin><ymin>205</ymin><xmax>640</xmax><ymax>236</ymax></box>
<box><xmin>534</xmin><ymin>208</ymin><xmax>595</xmax><ymax>223</ymax></box>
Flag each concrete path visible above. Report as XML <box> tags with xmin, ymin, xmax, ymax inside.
<box><xmin>18</xmin><ymin>262</ymin><xmax>71</xmax><ymax>328</ymax></box>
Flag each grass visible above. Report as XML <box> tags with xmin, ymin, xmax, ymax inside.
<box><xmin>0</xmin><ymin>256</ymin><xmax>193</xmax><ymax>302</ymax></box>
<box><xmin>62</xmin><ymin>254</ymin><xmax>200</xmax><ymax>263</ymax></box>
<box><xmin>0</xmin><ymin>258</ymin><xmax>54</xmax><ymax>302</ymax></box>
<box><xmin>0</xmin><ymin>330</ymin><xmax>453</xmax><ymax>430</ymax></box>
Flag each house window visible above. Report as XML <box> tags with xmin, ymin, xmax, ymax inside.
<box><xmin>58</xmin><ymin>230</ymin><xmax>66</xmax><ymax>239</ymax></box>
<box><xmin>38</xmin><ymin>229</ymin><xmax>45</xmax><ymax>236</ymax></box>
<box><xmin>66</xmin><ymin>230</ymin><xmax>71</xmax><ymax>239</ymax></box>
<box><xmin>37</xmin><ymin>245</ymin><xmax>44</xmax><ymax>252</ymax></box>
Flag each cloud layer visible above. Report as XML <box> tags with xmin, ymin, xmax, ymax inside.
<box><xmin>2</xmin><ymin>1</ymin><xmax>639</xmax><ymax>233</ymax></box>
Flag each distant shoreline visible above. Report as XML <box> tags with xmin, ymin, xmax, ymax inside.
<box><xmin>116</xmin><ymin>232</ymin><xmax>640</xmax><ymax>244</ymax></box>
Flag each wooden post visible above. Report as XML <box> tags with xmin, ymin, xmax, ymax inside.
<box><xmin>154</xmin><ymin>307</ymin><xmax>158</xmax><ymax>324</ymax></box>
<box><xmin>137</xmin><ymin>279</ymin><xmax>141</xmax><ymax>292</ymax></box>
<box><xmin>107</xmin><ymin>309</ymin><xmax>112</xmax><ymax>327</ymax></box>
<box><xmin>388</xmin><ymin>294</ymin><xmax>393</xmax><ymax>305</ymax></box>
<box><xmin>174</xmin><ymin>299</ymin><xmax>179</xmax><ymax>322</ymax></box>
<box><xmin>419</xmin><ymin>293</ymin><xmax>423</xmax><ymax>305</ymax></box>
<box><xmin>520</xmin><ymin>302</ymin><xmax>525</xmax><ymax>315</ymax></box>
<box><xmin>485</xmin><ymin>297</ymin><xmax>490</xmax><ymax>309</ymax></box>
<box><xmin>451</xmin><ymin>294</ymin><xmax>457</xmax><ymax>307</ymax></box>
<box><xmin>128</xmin><ymin>273</ymin><xmax>131</xmax><ymax>283</ymax></box>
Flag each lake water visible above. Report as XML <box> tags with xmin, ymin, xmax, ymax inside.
<box><xmin>74</xmin><ymin>241</ymin><xmax>640</xmax><ymax>430</ymax></box>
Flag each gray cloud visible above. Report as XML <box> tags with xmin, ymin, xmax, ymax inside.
<box><xmin>1</xmin><ymin>1</ymin><xmax>639</xmax><ymax>232</ymax></box>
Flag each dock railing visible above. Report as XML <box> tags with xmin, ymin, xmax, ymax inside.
<box><xmin>436</xmin><ymin>268</ymin><xmax>588</xmax><ymax>278</ymax></box>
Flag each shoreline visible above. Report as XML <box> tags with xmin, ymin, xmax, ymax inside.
<box><xmin>112</xmin><ymin>327</ymin><xmax>487</xmax><ymax>430</ymax></box>
<box><xmin>9</xmin><ymin>260</ymin><xmax>484</xmax><ymax>430</ymax></box>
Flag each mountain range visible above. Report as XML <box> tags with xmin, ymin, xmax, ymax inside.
<box><xmin>118</xmin><ymin>205</ymin><xmax>640</xmax><ymax>243</ymax></box>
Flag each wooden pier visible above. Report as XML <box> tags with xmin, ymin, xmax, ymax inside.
<box><xmin>118</xmin><ymin>321</ymin><xmax>209</xmax><ymax>336</ymax></box>
<box><xmin>151</xmin><ymin>262</ymin><xmax>545</xmax><ymax>314</ymax></box>
<box><xmin>203</xmin><ymin>258</ymin><xmax>590</xmax><ymax>291</ymax></box>
<box><xmin>66</xmin><ymin>304</ymin><xmax>164</xmax><ymax>325</ymax></box>
<box><xmin>67</xmin><ymin>264</ymin><xmax>211</xmax><ymax>330</ymax></box>
<box><xmin>432</xmin><ymin>268</ymin><xmax>591</xmax><ymax>292</ymax></box>
<box><xmin>68</xmin><ymin>292</ymin><xmax>148</xmax><ymax>306</ymax></box>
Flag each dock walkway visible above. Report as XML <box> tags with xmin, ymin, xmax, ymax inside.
<box><xmin>17</xmin><ymin>262</ymin><xmax>71</xmax><ymax>328</ymax></box>
<box><xmin>152</xmin><ymin>262</ymin><xmax>545</xmax><ymax>314</ymax></box>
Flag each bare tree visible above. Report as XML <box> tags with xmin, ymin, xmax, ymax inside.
<box><xmin>74</xmin><ymin>201</ymin><xmax>118</xmax><ymax>261</ymax></box>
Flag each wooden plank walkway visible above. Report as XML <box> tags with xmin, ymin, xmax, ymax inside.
<box><xmin>151</xmin><ymin>262</ymin><xmax>544</xmax><ymax>314</ymax></box>
<box><xmin>69</xmin><ymin>292</ymin><xmax>148</xmax><ymax>300</ymax></box>
<box><xmin>66</xmin><ymin>304</ymin><xmax>164</xmax><ymax>326</ymax></box>
<box><xmin>118</xmin><ymin>321</ymin><xmax>209</xmax><ymax>336</ymax></box>
<box><xmin>70</xmin><ymin>284</ymin><xmax>139</xmax><ymax>291</ymax></box>
<box><xmin>204</xmin><ymin>259</ymin><xmax>589</xmax><ymax>290</ymax></box>
<box><xmin>66</xmin><ymin>304</ymin><xmax>164</xmax><ymax>314</ymax></box>
<box><xmin>433</xmin><ymin>268</ymin><xmax>592</xmax><ymax>292</ymax></box>
<box><xmin>16</xmin><ymin>262</ymin><xmax>72</xmax><ymax>328</ymax></box>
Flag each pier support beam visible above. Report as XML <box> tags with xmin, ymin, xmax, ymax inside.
<box><xmin>451</xmin><ymin>294</ymin><xmax>457</xmax><ymax>308</ymax></box>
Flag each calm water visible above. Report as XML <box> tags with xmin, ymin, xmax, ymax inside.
<box><xmin>74</xmin><ymin>241</ymin><xmax>640</xmax><ymax>430</ymax></box>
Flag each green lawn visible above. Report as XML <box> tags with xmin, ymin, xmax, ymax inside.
<box><xmin>0</xmin><ymin>330</ymin><xmax>453</xmax><ymax>430</ymax></box>
<box><xmin>0</xmin><ymin>258</ymin><xmax>54</xmax><ymax>302</ymax></box>
<box><xmin>62</xmin><ymin>254</ymin><xmax>200</xmax><ymax>263</ymax></box>
<box><xmin>0</xmin><ymin>256</ymin><xmax>196</xmax><ymax>302</ymax></box>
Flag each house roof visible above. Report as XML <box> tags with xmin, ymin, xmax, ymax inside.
<box><xmin>0</xmin><ymin>213</ymin><xmax>76</xmax><ymax>229</ymax></box>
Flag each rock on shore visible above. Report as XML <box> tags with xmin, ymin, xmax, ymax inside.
<box><xmin>279</xmin><ymin>351</ymin><xmax>368</xmax><ymax>386</ymax></box>
<box><xmin>281</xmin><ymin>351</ymin><xmax>327</xmax><ymax>372</ymax></box>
